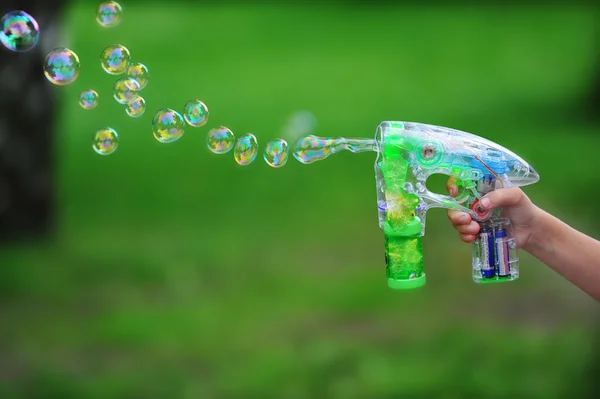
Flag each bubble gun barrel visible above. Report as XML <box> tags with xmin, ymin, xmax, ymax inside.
<box><xmin>374</xmin><ymin>121</ymin><xmax>540</xmax><ymax>290</ymax></box>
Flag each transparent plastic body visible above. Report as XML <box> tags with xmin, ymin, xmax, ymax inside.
<box><xmin>374</xmin><ymin>121</ymin><xmax>539</xmax><ymax>289</ymax></box>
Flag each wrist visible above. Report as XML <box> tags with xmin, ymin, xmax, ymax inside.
<box><xmin>521</xmin><ymin>206</ymin><xmax>553</xmax><ymax>254</ymax></box>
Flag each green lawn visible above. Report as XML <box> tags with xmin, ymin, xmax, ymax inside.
<box><xmin>1</xmin><ymin>2</ymin><xmax>599</xmax><ymax>398</ymax></box>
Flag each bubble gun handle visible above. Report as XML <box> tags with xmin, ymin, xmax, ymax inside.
<box><xmin>374</xmin><ymin>121</ymin><xmax>539</xmax><ymax>290</ymax></box>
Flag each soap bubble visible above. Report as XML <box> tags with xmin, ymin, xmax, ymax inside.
<box><xmin>293</xmin><ymin>136</ymin><xmax>337</xmax><ymax>164</ymax></box>
<box><xmin>43</xmin><ymin>48</ymin><xmax>80</xmax><ymax>86</ymax></box>
<box><xmin>100</xmin><ymin>44</ymin><xmax>130</xmax><ymax>75</ymax></box>
<box><xmin>152</xmin><ymin>108</ymin><xmax>185</xmax><ymax>143</ymax></box>
<box><xmin>96</xmin><ymin>1</ymin><xmax>122</xmax><ymax>28</ymax></box>
<box><xmin>126</xmin><ymin>95</ymin><xmax>145</xmax><ymax>118</ymax></box>
<box><xmin>207</xmin><ymin>127</ymin><xmax>234</xmax><ymax>154</ymax></box>
<box><xmin>93</xmin><ymin>127</ymin><xmax>119</xmax><ymax>155</ymax></box>
<box><xmin>264</xmin><ymin>139</ymin><xmax>289</xmax><ymax>168</ymax></box>
<box><xmin>113</xmin><ymin>77</ymin><xmax>140</xmax><ymax>104</ymax></box>
<box><xmin>183</xmin><ymin>100</ymin><xmax>209</xmax><ymax>127</ymax></box>
<box><xmin>234</xmin><ymin>133</ymin><xmax>258</xmax><ymax>166</ymax></box>
<box><xmin>282</xmin><ymin>110</ymin><xmax>317</xmax><ymax>140</ymax></box>
<box><xmin>79</xmin><ymin>89</ymin><xmax>99</xmax><ymax>109</ymax></box>
<box><xmin>0</xmin><ymin>10</ymin><xmax>39</xmax><ymax>52</ymax></box>
<box><xmin>126</xmin><ymin>62</ymin><xmax>149</xmax><ymax>90</ymax></box>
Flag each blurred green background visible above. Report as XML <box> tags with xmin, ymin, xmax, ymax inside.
<box><xmin>1</xmin><ymin>1</ymin><xmax>600</xmax><ymax>398</ymax></box>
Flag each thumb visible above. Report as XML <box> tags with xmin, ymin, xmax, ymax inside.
<box><xmin>480</xmin><ymin>187</ymin><xmax>526</xmax><ymax>210</ymax></box>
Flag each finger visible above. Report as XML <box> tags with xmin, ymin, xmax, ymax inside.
<box><xmin>480</xmin><ymin>187</ymin><xmax>526</xmax><ymax>210</ymax></box>
<box><xmin>459</xmin><ymin>233</ymin><xmax>477</xmax><ymax>243</ymax></box>
<box><xmin>447</xmin><ymin>209</ymin><xmax>471</xmax><ymax>225</ymax></box>
<box><xmin>446</xmin><ymin>176</ymin><xmax>458</xmax><ymax>197</ymax></box>
<box><xmin>452</xmin><ymin>221</ymin><xmax>480</xmax><ymax>235</ymax></box>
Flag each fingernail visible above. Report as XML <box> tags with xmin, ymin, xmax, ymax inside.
<box><xmin>450</xmin><ymin>188</ymin><xmax>457</xmax><ymax>197</ymax></box>
<box><xmin>459</xmin><ymin>215</ymin><xmax>468</xmax><ymax>223</ymax></box>
<box><xmin>481</xmin><ymin>198</ymin><xmax>490</xmax><ymax>208</ymax></box>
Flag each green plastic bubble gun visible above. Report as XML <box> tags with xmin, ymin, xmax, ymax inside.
<box><xmin>374</xmin><ymin>121</ymin><xmax>540</xmax><ymax>290</ymax></box>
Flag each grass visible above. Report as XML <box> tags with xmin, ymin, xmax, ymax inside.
<box><xmin>0</xmin><ymin>1</ymin><xmax>599</xmax><ymax>397</ymax></box>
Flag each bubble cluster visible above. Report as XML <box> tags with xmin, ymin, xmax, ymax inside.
<box><xmin>96</xmin><ymin>1</ymin><xmax>123</xmax><ymax>28</ymax></box>
<box><xmin>264</xmin><ymin>139</ymin><xmax>289</xmax><ymax>168</ymax></box>
<box><xmin>152</xmin><ymin>108</ymin><xmax>185</xmax><ymax>143</ymax></box>
<box><xmin>234</xmin><ymin>133</ymin><xmax>258</xmax><ymax>166</ymax></box>
<box><xmin>43</xmin><ymin>47</ymin><xmax>81</xmax><ymax>86</ymax></box>
<box><xmin>113</xmin><ymin>77</ymin><xmax>140</xmax><ymax>104</ymax></box>
<box><xmin>93</xmin><ymin>127</ymin><xmax>119</xmax><ymax>155</ymax></box>
<box><xmin>126</xmin><ymin>95</ymin><xmax>145</xmax><ymax>118</ymax></box>
<box><xmin>100</xmin><ymin>44</ymin><xmax>131</xmax><ymax>75</ymax></box>
<box><xmin>183</xmin><ymin>100</ymin><xmax>209</xmax><ymax>127</ymax></box>
<box><xmin>126</xmin><ymin>62</ymin><xmax>149</xmax><ymax>90</ymax></box>
<box><xmin>293</xmin><ymin>136</ymin><xmax>375</xmax><ymax>164</ymax></box>
<box><xmin>0</xmin><ymin>10</ymin><xmax>39</xmax><ymax>52</ymax></box>
<box><xmin>207</xmin><ymin>127</ymin><xmax>234</xmax><ymax>154</ymax></box>
<box><xmin>79</xmin><ymin>89</ymin><xmax>99</xmax><ymax>109</ymax></box>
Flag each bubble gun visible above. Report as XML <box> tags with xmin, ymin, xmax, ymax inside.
<box><xmin>374</xmin><ymin>121</ymin><xmax>539</xmax><ymax>290</ymax></box>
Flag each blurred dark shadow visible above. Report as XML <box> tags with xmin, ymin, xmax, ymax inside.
<box><xmin>0</xmin><ymin>0</ymin><xmax>65</xmax><ymax>244</ymax></box>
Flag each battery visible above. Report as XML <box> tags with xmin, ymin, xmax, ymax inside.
<box><xmin>479</xmin><ymin>229</ymin><xmax>496</xmax><ymax>278</ymax></box>
<box><xmin>494</xmin><ymin>229</ymin><xmax>511</xmax><ymax>277</ymax></box>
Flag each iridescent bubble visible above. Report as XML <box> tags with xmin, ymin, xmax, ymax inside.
<box><xmin>113</xmin><ymin>77</ymin><xmax>140</xmax><ymax>104</ymax></box>
<box><xmin>183</xmin><ymin>100</ymin><xmax>209</xmax><ymax>127</ymax></box>
<box><xmin>126</xmin><ymin>95</ymin><xmax>145</xmax><ymax>118</ymax></box>
<box><xmin>93</xmin><ymin>127</ymin><xmax>119</xmax><ymax>155</ymax></box>
<box><xmin>79</xmin><ymin>89</ymin><xmax>99</xmax><ymax>109</ymax></box>
<box><xmin>234</xmin><ymin>133</ymin><xmax>258</xmax><ymax>166</ymax></box>
<box><xmin>0</xmin><ymin>10</ymin><xmax>39</xmax><ymax>52</ymax></box>
<box><xmin>126</xmin><ymin>62</ymin><xmax>149</xmax><ymax>90</ymax></box>
<box><xmin>264</xmin><ymin>139</ymin><xmax>289</xmax><ymax>168</ymax></box>
<box><xmin>43</xmin><ymin>48</ymin><xmax>80</xmax><ymax>86</ymax></box>
<box><xmin>207</xmin><ymin>127</ymin><xmax>234</xmax><ymax>154</ymax></box>
<box><xmin>152</xmin><ymin>108</ymin><xmax>185</xmax><ymax>143</ymax></box>
<box><xmin>96</xmin><ymin>1</ymin><xmax>122</xmax><ymax>28</ymax></box>
<box><xmin>100</xmin><ymin>44</ymin><xmax>130</xmax><ymax>75</ymax></box>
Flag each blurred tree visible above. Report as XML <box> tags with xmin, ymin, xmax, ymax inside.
<box><xmin>0</xmin><ymin>0</ymin><xmax>64</xmax><ymax>242</ymax></box>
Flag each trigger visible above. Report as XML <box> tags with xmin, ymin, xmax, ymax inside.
<box><xmin>452</xmin><ymin>178</ymin><xmax>473</xmax><ymax>204</ymax></box>
<box><xmin>470</xmin><ymin>199</ymin><xmax>491</xmax><ymax>220</ymax></box>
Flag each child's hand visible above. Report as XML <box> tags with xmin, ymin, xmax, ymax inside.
<box><xmin>445</xmin><ymin>177</ymin><xmax>540</xmax><ymax>250</ymax></box>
